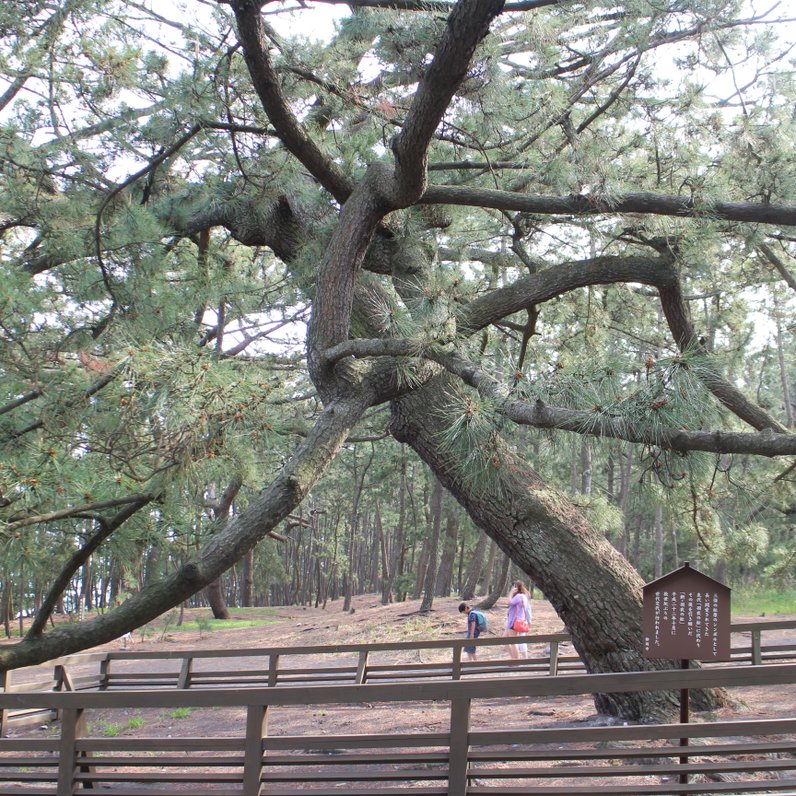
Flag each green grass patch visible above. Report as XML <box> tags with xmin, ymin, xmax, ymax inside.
<box><xmin>170</xmin><ymin>707</ymin><xmax>194</xmax><ymax>719</ymax></box>
<box><xmin>732</xmin><ymin>587</ymin><xmax>796</xmax><ymax>617</ymax></box>
<box><xmin>174</xmin><ymin>616</ymin><xmax>280</xmax><ymax>634</ymax></box>
<box><xmin>92</xmin><ymin>722</ymin><xmax>123</xmax><ymax>737</ymax></box>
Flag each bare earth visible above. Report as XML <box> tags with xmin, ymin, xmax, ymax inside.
<box><xmin>11</xmin><ymin>593</ymin><xmax>794</xmax><ymax>738</ymax></box>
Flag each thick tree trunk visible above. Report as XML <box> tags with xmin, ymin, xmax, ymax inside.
<box><xmin>389</xmin><ymin>376</ymin><xmax>723</xmax><ymax>721</ymax></box>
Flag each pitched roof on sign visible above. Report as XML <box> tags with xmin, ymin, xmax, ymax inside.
<box><xmin>643</xmin><ymin>561</ymin><xmax>731</xmax><ymax>593</ymax></box>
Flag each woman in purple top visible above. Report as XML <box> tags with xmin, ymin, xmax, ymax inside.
<box><xmin>504</xmin><ymin>580</ymin><xmax>532</xmax><ymax>659</ymax></box>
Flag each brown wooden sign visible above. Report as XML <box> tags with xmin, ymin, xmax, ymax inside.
<box><xmin>643</xmin><ymin>562</ymin><xmax>731</xmax><ymax>661</ymax></box>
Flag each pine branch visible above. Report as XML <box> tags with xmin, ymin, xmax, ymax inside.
<box><xmin>4</xmin><ymin>494</ymin><xmax>156</xmax><ymax>532</ymax></box>
<box><xmin>433</xmin><ymin>349</ymin><xmax>796</xmax><ymax>457</ymax></box>
<box><xmin>420</xmin><ymin>186</ymin><xmax>796</xmax><ymax>228</ymax></box>
<box><xmin>25</xmin><ymin>495</ymin><xmax>156</xmax><ymax>638</ymax></box>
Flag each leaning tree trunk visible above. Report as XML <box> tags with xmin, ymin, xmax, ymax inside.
<box><xmin>390</xmin><ymin>376</ymin><xmax>725</xmax><ymax>721</ymax></box>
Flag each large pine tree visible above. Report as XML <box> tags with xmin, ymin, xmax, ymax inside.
<box><xmin>1</xmin><ymin>0</ymin><xmax>794</xmax><ymax>717</ymax></box>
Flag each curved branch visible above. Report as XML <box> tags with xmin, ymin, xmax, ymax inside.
<box><xmin>437</xmin><ymin>349</ymin><xmax>796</xmax><ymax>456</ymax></box>
<box><xmin>324</xmin><ymin>338</ymin><xmax>796</xmax><ymax>456</ymax></box>
<box><xmin>25</xmin><ymin>495</ymin><xmax>155</xmax><ymax>638</ymax></box>
<box><xmin>658</xmin><ymin>279</ymin><xmax>787</xmax><ymax>433</ymax></box>
<box><xmin>303</xmin><ymin>0</ymin><xmax>554</xmax><ymax>8</ymax></box>
<box><xmin>460</xmin><ymin>254</ymin><xmax>677</xmax><ymax>333</ymax></box>
<box><xmin>231</xmin><ymin>1</ymin><xmax>353</xmax><ymax>203</ymax></box>
<box><xmin>388</xmin><ymin>0</ymin><xmax>506</xmax><ymax>205</ymax></box>
<box><xmin>0</xmin><ymin>389</ymin><xmax>43</xmax><ymax>417</ymax></box>
<box><xmin>758</xmin><ymin>242</ymin><xmax>796</xmax><ymax>291</ymax></box>
<box><xmin>4</xmin><ymin>494</ymin><xmax>153</xmax><ymax>532</ymax></box>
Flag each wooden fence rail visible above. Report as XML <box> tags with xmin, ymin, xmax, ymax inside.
<box><xmin>1</xmin><ymin>619</ymin><xmax>794</xmax><ymax>737</ymax></box>
<box><xmin>0</xmin><ymin>662</ymin><xmax>794</xmax><ymax>795</ymax></box>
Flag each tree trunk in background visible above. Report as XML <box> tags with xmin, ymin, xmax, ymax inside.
<box><xmin>206</xmin><ymin>579</ymin><xmax>230</xmax><ymax>620</ymax></box>
<box><xmin>376</xmin><ymin>499</ymin><xmax>393</xmax><ymax>605</ymax></box>
<box><xmin>412</xmin><ymin>543</ymin><xmax>427</xmax><ymax>599</ymax></box>
<box><xmin>2</xmin><ymin>579</ymin><xmax>11</xmax><ymax>638</ymax></box>
<box><xmin>343</xmin><ymin>450</ymin><xmax>373</xmax><ymax>612</ymax></box>
<box><xmin>435</xmin><ymin>498</ymin><xmax>459</xmax><ymax>597</ymax></box>
<box><xmin>390</xmin><ymin>376</ymin><xmax>725</xmax><ymax>721</ymax></box>
<box><xmin>242</xmin><ymin>550</ymin><xmax>253</xmax><ymax>607</ymax></box>
<box><xmin>669</xmin><ymin>524</ymin><xmax>679</xmax><ymax>569</ymax></box>
<box><xmin>617</xmin><ymin>450</ymin><xmax>633</xmax><ymax>558</ymax></box>
<box><xmin>205</xmin><ymin>478</ymin><xmax>241</xmax><ymax>620</ymax></box>
<box><xmin>460</xmin><ymin>532</ymin><xmax>488</xmax><ymax>600</ymax></box>
<box><xmin>581</xmin><ymin>439</ymin><xmax>593</xmax><ymax>495</ymax></box>
<box><xmin>654</xmin><ymin>504</ymin><xmax>664</xmax><ymax>579</ymax></box>
<box><xmin>774</xmin><ymin>296</ymin><xmax>794</xmax><ymax>427</ymax></box>
<box><xmin>420</xmin><ymin>478</ymin><xmax>443</xmax><ymax>613</ymax></box>
<box><xmin>480</xmin><ymin>538</ymin><xmax>497</xmax><ymax>596</ymax></box>
<box><xmin>383</xmin><ymin>460</ymin><xmax>407</xmax><ymax>603</ymax></box>
<box><xmin>478</xmin><ymin>550</ymin><xmax>510</xmax><ymax>610</ymax></box>
<box><xmin>81</xmin><ymin>560</ymin><xmax>93</xmax><ymax>612</ymax></box>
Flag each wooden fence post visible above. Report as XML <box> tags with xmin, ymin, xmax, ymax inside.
<box><xmin>177</xmin><ymin>657</ymin><xmax>193</xmax><ymax>689</ymax></box>
<box><xmin>0</xmin><ymin>670</ymin><xmax>9</xmax><ymax>738</ymax></box>
<box><xmin>451</xmin><ymin>646</ymin><xmax>463</xmax><ymax>681</ymax></box>
<box><xmin>98</xmin><ymin>656</ymin><xmax>111</xmax><ymax>690</ymax></box>
<box><xmin>549</xmin><ymin>640</ymin><xmax>559</xmax><ymax>676</ymax></box>
<box><xmin>57</xmin><ymin>707</ymin><xmax>87</xmax><ymax>795</ymax></box>
<box><xmin>268</xmin><ymin>654</ymin><xmax>280</xmax><ymax>687</ymax></box>
<box><xmin>355</xmin><ymin>650</ymin><xmax>369</xmax><ymax>684</ymax></box>
<box><xmin>54</xmin><ymin>665</ymin><xmax>75</xmax><ymax>725</ymax></box>
<box><xmin>447</xmin><ymin>696</ymin><xmax>471</xmax><ymax>795</ymax></box>
<box><xmin>752</xmin><ymin>630</ymin><xmax>762</xmax><ymax>665</ymax></box>
<box><xmin>55</xmin><ymin>665</ymin><xmax>75</xmax><ymax>692</ymax></box>
<box><xmin>243</xmin><ymin>704</ymin><xmax>268</xmax><ymax>796</ymax></box>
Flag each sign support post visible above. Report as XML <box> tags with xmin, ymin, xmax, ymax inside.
<box><xmin>679</xmin><ymin>658</ymin><xmax>689</xmax><ymax>786</ymax></box>
<box><xmin>642</xmin><ymin>562</ymin><xmax>732</xmax><ymax>793</ymax></box>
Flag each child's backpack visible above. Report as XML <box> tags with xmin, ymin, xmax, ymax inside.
<box><xmin>472</xmin><ymin>610</ymin><xmax>488</xmax><ymax>632</ymax></box>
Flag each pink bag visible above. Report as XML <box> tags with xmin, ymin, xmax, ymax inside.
<box><xmin>512</xmin><ymin>618</ymin><xmax>529</xmax><ymax>633</ymax></box>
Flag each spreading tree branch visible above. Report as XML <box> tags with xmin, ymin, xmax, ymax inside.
<box><xmin>420</xmin><ymin>186</ymin><xmax>796</xmax><ymax>228</ymax></box>
<box><xmin>25</xmin><ymin>494</ymin><xmax>156</xmax><ymax>638</ymax></box>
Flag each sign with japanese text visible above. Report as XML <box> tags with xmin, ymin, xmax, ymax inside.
<box><xmin>642</xmin><ymin>562</ymin><xmax>731</xmax><ymax>661</ymax></box>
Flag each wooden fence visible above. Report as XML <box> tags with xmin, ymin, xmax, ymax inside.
<box><xmin>0</xmin><ymin>662</ymin><xmax>794</xmax><ymax>794</ymax></box>
<box><xmin>2</xmin><ymin>619</ymin><xmax>795</xmax><ymax>737</ymax></box>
